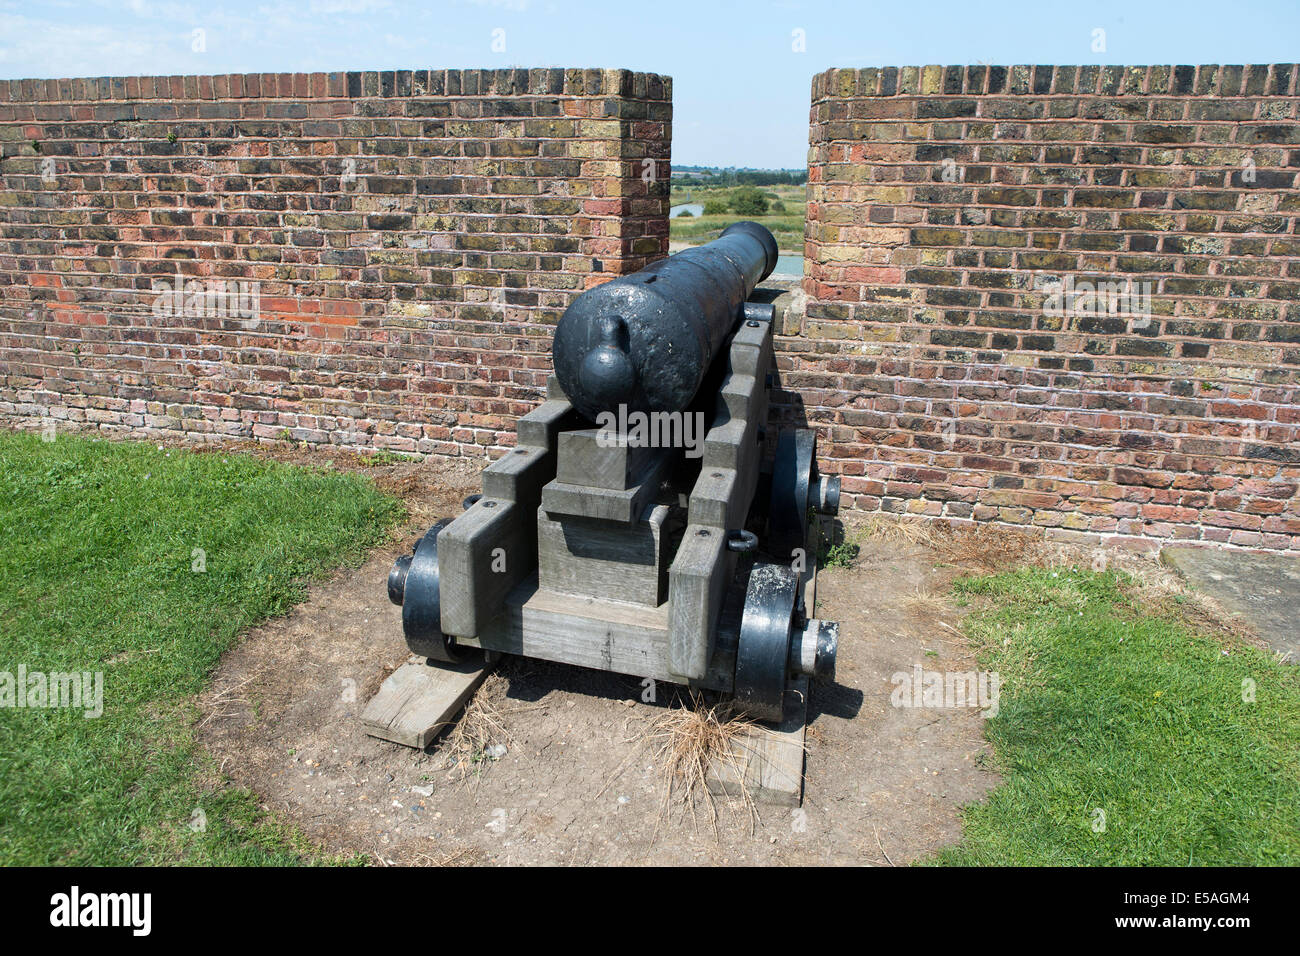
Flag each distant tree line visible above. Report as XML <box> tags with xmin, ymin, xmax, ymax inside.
<box><xmin>673</xmin><ymin>168</ymin><xmax>807</xmax><ymax>187</ymax></box>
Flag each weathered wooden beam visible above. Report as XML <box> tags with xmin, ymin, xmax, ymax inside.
<box><xmin>705</xmin><ymin>676</ymin><xmax>808</xmax><ymax>806</ymax></box>
<box><xmin>515</xmin><ymin>397</ymin><xmax>579</xmax><ymax>451</ymax></box>
<box><xmin>481</xmin><ymin>444</ymin><xmax>553</xmax><ymax>505</ymax></box>
<box><xmin>540</xmin><ymin>450</ymin><xmax>668</xmax><ymax>524</ymax></box>
<box><xmin>437</xmin><ymin>498</ymin><xmax>533</xmax><ymax>638</ymax></box>
<box><xmin>665</xmin><ymin>309</ymin><xmax>773</xmax><ymax>677</ymax></box>
<box><xmin>666</xmin><ymin>526</ymin><xmax>728</xmax><ymax>680</ymax></box>
<box><xmin>360</xmin><ymin>653</ymin><xmax>495</xmax><ymax>750</ymax></box>
<box><xmin>538</xmin><ymin>502</ymin><xmax>681</xmax><ymax>607</ymax></box>
<box><xmin>556</xmin><ymin>428</ymin><xmax>661</xmax><ymax>491</ymax></box>
<box><xmin>474</xmin><ymin>576</ymin><xmax>682</xmax><ymax>682</ymax></box>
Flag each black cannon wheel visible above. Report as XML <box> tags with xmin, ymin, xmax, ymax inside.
<box><xmin>733</xmin><ymin>562</ymin><xmax>798</xmax><ymax>723</ymax></box>
<box><xmin>388</xmin><ymin>519</ymin><xmax>463</xmax><ymax>663</ymax></box>
<box><xmin>768</xmin><ymin>428</ymin><xmax>817</xmax><ymax>564</ymax></box>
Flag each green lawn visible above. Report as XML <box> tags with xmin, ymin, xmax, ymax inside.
<box><xmin>7</xmin><ymin>429</ymin><xmax>1292</xmax><ymax>867</ymax></box>
<box><xmin>0</xmin><ymin>429</ymin><xmax>403</xmax><ymax>864</ymax></box>
<box><xmin>933</xmin><ymin>566</ymin><xmax>1299</xmax><ymax>865</ymax></box>
<box><xmin>670</xmin><ymin>183</ymin><xmax>806</xmax><ymax>251</ymax></box>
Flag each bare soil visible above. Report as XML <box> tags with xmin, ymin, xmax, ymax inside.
<box><xmin>13</xmin><ymin>417</ymin><xmax>1247</xmax><ymax>865</ymax></box>
<box><xmin>197</xmin><ymin>453</ymin><xmax>1005</xmax><ymax>866</ymax></box>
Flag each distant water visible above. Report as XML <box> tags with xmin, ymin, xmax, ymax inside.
<box><xmin>669</xmin><ymin>203</ymin><xmax>704</xmax><ymax>218</ymax></box>
<box><xmin>772</xmin><ymin>254</ymin><xmax>803</xmax><ymax>277</ymax></box>
<box><xmin>668</xmin><ymin>244</ymin><xmax>804</xmax><ymax>278</ymax></box>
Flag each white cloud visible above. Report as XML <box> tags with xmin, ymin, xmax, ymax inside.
<box><xmin>0</xmin><ymin>13</ymin><xmax>168</xmax><ymax>77</ymax></box>
<box><xmin>308</xmin><ymin>0</ymin><xmax>392</xmax><ymax>14</ymax></box>
<box><xmin>0</xmin><ymin>0</ymin><xmax>492</xmax><ymax>79</ymax></box>
<box><xmin>458</xmin><ymin>0</ymin><xmax>531</xmax><ymax>11</ymax></box>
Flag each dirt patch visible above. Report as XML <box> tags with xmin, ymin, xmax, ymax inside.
<box><xmin>193</xmin><ymin>451</ymin><xmax>1255</xmax><ymax>866</ymax></box>
<box><xmin>19</xmin><ymin>418</ymin><xmax>1246</xmax><ymax>863</ymax></box>
<box><xmin>197</xmin><ymin>457</ymin><xmax>1014</xmax><ymax>866</ymax></box>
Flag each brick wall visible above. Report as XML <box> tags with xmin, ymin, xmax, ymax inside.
<box><xmin>801</xmin><ymin>65</ymin><xmax>1300</xmax><ymax>551</ymax></box>
<box><xmin>0</xmin><ymin>68</ymin><xmax>670</xmax><ymax>454</ymax></box>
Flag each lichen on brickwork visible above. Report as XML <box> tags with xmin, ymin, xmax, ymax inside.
<box><xmin>2</xmin><ymin>63</ymin><xmax>1298</xmax><ymax>550</ymax></box>
<box><xmin>0</xmin><ymin>68</ymin><xmax>671</xmax><ymax>459</ymax></box>
<box><xmin>799</xmin><ymin>64</ymin><xmax>1300</xmax><ymax>551</ymax></box>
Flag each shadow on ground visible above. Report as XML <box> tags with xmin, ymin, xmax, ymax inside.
<box><xmin>198</xmin><ymin>457</ymin><xmax>1007</xmax><ymax>865</ymax></box>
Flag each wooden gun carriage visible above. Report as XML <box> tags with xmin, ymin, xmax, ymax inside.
<box><xmin>386</xmin><ymin>222</ymin><xmax>841</xmax><ymax>724</ymax></box>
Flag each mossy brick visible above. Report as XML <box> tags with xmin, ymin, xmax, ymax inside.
<box><xmin>7</xmin><ymin>63</ymin><xmax>1300</xmax><ymax>549</ymax></box>
<box><xmin>909</xmin><ymin>227</ymin><xmax>963</xmax><ymax>246</ymax></box>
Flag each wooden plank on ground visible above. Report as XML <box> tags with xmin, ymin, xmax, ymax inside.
<box><xmin>706</xmin><ymin>676</ymin><xmax>808</xmax><ymax>807</ymax></box>
<box><xmin>360</xmin><ymin>653</ymin><xmax>494</xmax><ymax>750</ymax></box>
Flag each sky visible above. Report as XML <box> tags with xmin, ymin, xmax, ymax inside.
<box><xmin>2</xmin><ymin>0</ymin><xmax>1299</xmax><ymax>168</ymax></box>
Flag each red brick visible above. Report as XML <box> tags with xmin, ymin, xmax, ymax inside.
<box><xmin>804</xmin><ymin>63</ymin><xmax>1300</xmax><ymax>551</ymax></box>
<box><xmin>0</xmin><ymin>67</ymin><xmax>671</xmax><ymax>463</ymax></box>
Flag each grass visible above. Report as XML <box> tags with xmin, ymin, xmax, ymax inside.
<box><xmin>669</xmin><ymin>183</ymin><xmax>806</xmax><ymax>251</ymax></box>
<box><xmin>358</xmin><ymin>448</ymin><xmax>419</xmax><ymax>468</ymax></box>
<box><xmin>442</xmin><ymin>672</ymin><xmax>516</xmax><ymax>780</ymax></box>
<box><xmin>816</xmin><ymin>519</ymin><xmax>861</xmax><ymax>569</ymax></box>
<box><xmin>0</xmin><ymin>429</ymin><xmax>403</xmax><ymax>864</ymax></box>
<box><xmin>932</xmin><ymin>565</ymin><xmax>1300</xmax><ymax>865</ymax></box>
<box><xmin>643</xmin><ymin>692</ymin><xmax>760</xmax><ymax>838</ymax></box>
<box><xmin>671</xmin><ymin>213</ymin><xmax>806</xmax><ymax>251</ymax></box>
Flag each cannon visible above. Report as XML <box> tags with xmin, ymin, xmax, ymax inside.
<box><xmin>387</xmin><ymin>222</ymin><xmax>841</xmax><ymax>723</ymax></box>
<box><xmin>553</xmin><ymin>220</ymin><xmax>778</xmax><ymax>421</ymax></box>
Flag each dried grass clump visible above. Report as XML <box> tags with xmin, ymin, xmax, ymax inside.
<box><xmin>643</xmin><ymin>693</ymin><xmax>761</xmax><ymax>836</ymax></box>
<box><xmin>901</xmin><ymin>585</ymin><xmax>953</xmax><ymax>620</ymax></box>
<box><xmin>1118</xmin><ymin>561</ymin><xmax>1261</xmax><ymax>648</ymax></box>
<box><xmin>855</xmin><ymin>513</ymin><xmax>940</xmax><ymax>550</ymax></box>
<box><xmin>441</xmin><ymin>672</ymin><xmax>514</xmax><ymax>780</ymax></box>
<box><xmin>932</xmin><ymin>523</ymin><xmax>1049</xmax><ymax>574</ymax></box>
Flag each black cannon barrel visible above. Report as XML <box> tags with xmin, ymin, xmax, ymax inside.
<box><xmin>552</xmin><ymin>220</ymin><xmax>779</xmax><ymax>423</ymax></box>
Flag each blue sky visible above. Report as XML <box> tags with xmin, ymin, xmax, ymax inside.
<box><xmin>2</xmin><ymin>0</ymin><xmax>1298</xmax><ymax>167</ymax></box>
